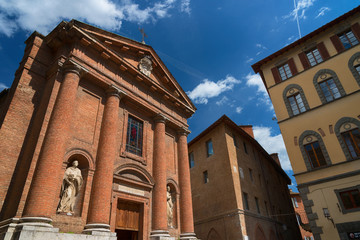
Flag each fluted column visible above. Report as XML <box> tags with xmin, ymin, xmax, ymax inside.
<box><xmin>22</xmin><ymin>61</ymin><xmax>84</xmax><ymax>226</ymax></box>
<box><xmin>178</xmin><ymin>128</ymin><xmax>196</xmax><ymax>240</ymax></box>
<box><xmin>84</xmin><ymin>85</ymin><xmax>124</xmax><ymax>233</ymax></box>
<box><xmin>151</xmin><ymin>114</ymin><xmax>170</xmax><ymax>238</ymax></box>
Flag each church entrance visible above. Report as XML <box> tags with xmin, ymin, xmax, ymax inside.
<box><xmin>115</xmin><ymin>200</ymin><xmax>141</xmax><ymax>240</ymax></box>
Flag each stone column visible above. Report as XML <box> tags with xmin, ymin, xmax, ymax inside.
<box><xmin>21</xmin><ymin>61</ymin><xmax>84</xmax><ymax>227</ymax></box>
<box><xmin>150</xmin><ymin>114</ymin><xmax>170</xmax><ymax>238</ymax></box>
<box><xmin>84</xmin><ymin>85</ymin><xmax>124</xmax><ymax>233</ymax></box>
<box><xmin>177</xmin><ymin>128</ymin><xmax>197</xmax><ymax>240</ymax></box>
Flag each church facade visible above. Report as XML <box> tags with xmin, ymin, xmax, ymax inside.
<box><xmin>0</xmin><ymin>20</ymin><xmax>196</xmax><ymax>240</ymax></box>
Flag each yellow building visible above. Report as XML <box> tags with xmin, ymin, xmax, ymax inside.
<box><xmin>252</xmin><ymin>6</ymin><xmax>360</xmax><ymax>240</ymax></box>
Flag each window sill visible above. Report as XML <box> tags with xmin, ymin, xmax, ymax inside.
<box><xmin>121</xmin><ymin>151</ymin><xmax>147</xmax><ymax>165</ymax></box>
<box><xmin>269</xmin><ymin>43</ymin><xmax>360</xmax><ymax>89</ymax></box>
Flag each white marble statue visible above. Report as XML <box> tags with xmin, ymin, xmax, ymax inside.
<box><xmin>167</xmin><ymin>185</ymin><xmax>174</xmax><ymax>227</ymax></box>
<box><xmin>57</xmin><ymin>160</ymin><xmax>83</xmax><ymax>215</ymax></box>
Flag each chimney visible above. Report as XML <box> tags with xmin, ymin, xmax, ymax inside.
<box><xmin>239</xmin><ymin>125</ymin><xmax>254</xmax><ymax>138</ymax></box>
<box><xmin>270</xmin><ymin>153</ymin><xmax>281</xmax><ymax>166</ymax></box>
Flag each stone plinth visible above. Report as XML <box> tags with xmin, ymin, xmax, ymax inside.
<box><xmin>0</xmin><ymin>218</ymin><xmax>117</xmax><ymax>240</ymax></box>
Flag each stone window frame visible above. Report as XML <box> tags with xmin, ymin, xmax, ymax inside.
<box><xmin>120</xmin><ymin>110</ymin><xmax>149</xmax><ymax>165</ymax></box>
<box><xmin>348</xmin><ymin>52</ymin><xmax>360</xmax><ymax>87</ymax></box>
<box><xmin>299</xmin><ymin>130</ymin><xmax>331</xmax><ymax>171</ymax></box>
<box><xmin>334</xmin><ymin>117</ymin><xmax>360</xmax><ymax>161</ymax></box>
<box><xmin>283</xmin><ymin>84</ymin><xmax>310</xmax><ymax>117</ymax></box>
<box><xmin>188</xmin><ymin>151</ymin><xmax>195</xmax><ymax>168</ymax></box>
<box><xmin>334</xmin><ymin>185</ymin><xmax>360</xmax><ymax>214</ymax></box>
<box><xmin>313</xmin><ymin>69</ymin><xmax>346</xmax><ymax>104</ymax></box>
<box><xmin>206</xmin><ymin>139</ymin><xmax>214</xmax><ymax>157</ymax></box>
<box><xmin>203</xmin><ymin>170</ymin><xmax>209</xmax><ymax>183</ymax></box>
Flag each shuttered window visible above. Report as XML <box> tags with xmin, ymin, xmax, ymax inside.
<box><xmin>306</xmin><ymin>48</ymin><xmax>323</xmax><ymax>66</ymax></box>
<box><xmin>331</xmin><ymin>23</ymin><xmax>360</xmax><ymax>53</ymax></box>
<box><xmin>271</xmin><ymin>58</ymin><xmax>298</xmax><ymax>84</ymax></box>
<box><xmin>338</xmin><ymin>30</ymin><xmax>359</xmax><ymax>49</ymax></box>
<box><xmin>278</xmin><ymin>63</ymin><xmax>292</xmax><ymax>81</ymax></box>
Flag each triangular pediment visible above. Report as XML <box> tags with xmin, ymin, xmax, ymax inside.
<box><xmin>67</xmin><ymin>20</ymin><xmax>195</xmax><ymax>112</ymax></box>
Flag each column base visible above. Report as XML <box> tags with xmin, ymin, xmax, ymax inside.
<box><xmin>150</xmin><ymin>230</ymin><xmax>173</xmax><ymax>240</ymax></box>
<box><xmin>18</xmin><ymin>217</ymin><xmax>53</xmax><ymax>228</ymax></box>
<box><xmin>83</xmin><ymin>223</ymin><xmax>112</xmax><ymax>234</ymax></box>
<box><xmin>0</xmin><ymin>218</ymin><xmax>116</xmax><ymax>240</ymax></box>
<box><xmin>180</xmin><ymin>232</ymin><xmax>197</xmax><ymax>240</ymax></box>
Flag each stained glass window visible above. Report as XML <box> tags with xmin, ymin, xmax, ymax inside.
<box><xmin>126</xmin><ymin>116</ymin><xmax>143</xmax><ymax>156</ymax></box>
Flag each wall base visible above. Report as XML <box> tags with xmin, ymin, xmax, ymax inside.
<box><xmin>0</xmin><ymin>218</ymin><xmax>117</xmax><ymax>240</ymax></box>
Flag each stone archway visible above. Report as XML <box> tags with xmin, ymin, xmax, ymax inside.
<box><xmin>207</xmin><ymin>228</ymin><xmax>222</xmax><ymax>240</ymax></box>
<box><xmin>255</xmin><ymin>225</ymin><xmax>267</xmax><ymax>240</ymax></box>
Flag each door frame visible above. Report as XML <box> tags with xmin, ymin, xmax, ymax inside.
<box><xmin>111</xmin><ymin>191</ymin><xmax>150</xmax><ymax>240</ymax></box>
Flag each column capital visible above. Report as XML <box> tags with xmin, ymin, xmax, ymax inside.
<box><xmin>106</xmin><ymin>84</ymin><xmax>126</xmax><ymax>99</ymax></box>
<box><xmin>154</xmin><ymin>113</ymin><xmax>167</xmax><ymax>123</ymax></box>
<box><xmin>178</xmin><ymin>127</ymin><xmax>191</xmax><ymax>136</ymax></box>
<box><xmin>62</xmin><ymin>59</ymin><xmax>88</xmax><ymax>77</ymax></box>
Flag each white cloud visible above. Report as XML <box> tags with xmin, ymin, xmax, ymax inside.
<box><xmin>216</xmin><ymin>96</ymin><xmax>229</xmax><ymax>106</ymax></box>
<box><xmin>315</xmin><ymin>7</ymin><xmax>330</xmax><ymax>18</ymax></box>
<box><xmin>0</xmin><ymin>83</ymin><xmax>8</xmax><ymax>90</ymax></box>
<box><xmin>245</xmin><ymin>73</ymin><xmax>273</xmax><ymax>110</ymax></box>
<box><xmin>180</xmin><ymin>0</ymin><xmax>191</xmax><ymax>14</ymax></box>
<box><xmin>187</xmin><ymin>75</ymin><xmax>241</xmax><ymax>104</ymax></box>
<box><xmin>253</xmin><ymin>126</ymin><xmax>292</xmax><ymax>171</ymax></box>
<box><xmin>255</xmin><ymin>43</ymin><xmax>267</xmax><ymax>50</ymax></box>
<box><xmin>245</xmin><ymin>73</ymin><xmax>266</xmax><ymax>95</ymax></box>
<box><xmin>245</xmin><ymin>57</ymin><xmax>254</xmax><ymax>64</ymax></box>
<box><xmin>284</xmin><ymin>0</ymin><xmax>316</xmax><ymax>21</ymax></box>
<box><xmin>0</xmin><ymin>0</ymin><xmax>187</xmax><ymax>36</ymax></box>
<box><xmin>235</xmin><ymin>106</ymin><xmax>243</xmax><ymax>114</ymax></box>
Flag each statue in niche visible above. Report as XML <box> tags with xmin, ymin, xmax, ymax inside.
<box><xmin>167</xmin><ymin>185</ymin><xmax>174</xmax><ymax>227</ymax></box>
<box><xmin>57</xmin><ymin>160</ymin><xmax>83</xmax><ymax>215</ymax></box>
<box><xmin>138</xmin><ymin>56</ymin><xmax>153</xmax><ymax>77</ymax></box>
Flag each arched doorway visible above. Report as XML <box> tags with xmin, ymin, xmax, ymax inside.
<box><xmin>255</xmin><ymin>226</ymin><xmax>267</xmax><ymax>240</ymax></box>
<box><xmin>207</xmin><ymin>228</ymin><xmax>222</xmax><ymax>240</ymax></box>
<box><xmin>111</xmin><ymin>164</ymin><xmax>154</xmax><ymax>240</ymax></box>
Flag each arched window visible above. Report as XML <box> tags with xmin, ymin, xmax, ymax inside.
<box><xmin>313</xmin><ymin>69</ymin><xmax>346</xmax><ymax>104</ymax></box>
<box><xmin>335</xmin><ymin>117</ymin><xmax>360</xmax><ymax>160</ymax></box>
<box><xmin>348</xmin><ymin>52</ymin><xmax>360</xmax><ymax>86</ymax></box>
<box><xmin>283</xmin><ymin>84</ymin><xmax>310</xmax><ymax>117</ymax></box>
<box><xmin>299</xmin><ymin>130</ymin><xmax>331</xmax><ymax>170</ymax></box>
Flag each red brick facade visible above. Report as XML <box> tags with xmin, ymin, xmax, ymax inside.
<box><xmin>0</xmin><ymin>20</ymin><xmax>196</xmax><ymax>240</ymax></box>
<box><xmin>188</xmin><ymin>115</ymin><xmax>302</xmax><ymax>240</ymax></box>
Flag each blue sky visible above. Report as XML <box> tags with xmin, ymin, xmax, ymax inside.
<box><xmin>0</xmin><ymin>0</ymin><xmax>359</xmax><ymax>191</ymax></box>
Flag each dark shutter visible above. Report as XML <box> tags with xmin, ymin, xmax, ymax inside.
<box><xmin>317</xmin><ymin>42</ymin><xmax>330</xmax><ymax>60</ymax></box>
<box><xmin>288</xmin><ymin>58</ymin><xmax>298</xmax><ymax>75</ymax></box>
<box><xmin>330</xmin><ymin>35</ymin><xmax>345</xmax><ymax>53</ymax></box>
<box><xmin>298</xmin><ymin>52</ymin><xmax>310</xmax><ymax>70</ymax></box>
<box><xmin>271</xmin><ymin>67</ymin><xmax>281</xmax><ymax>84</ymax></box>
<box><xmin>351</xmin><ymin>22</ymin><xmax>360</xmax><ymax>41</ymax></box>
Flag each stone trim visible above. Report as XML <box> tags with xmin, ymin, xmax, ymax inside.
<box><xmin>334</xmin><ymin>117</ymin><xmax>360</xmax><ymax>161</ymax></box>
<box><xmin>299</xmin><ymin>130</ymin><xmax>332</xmax><ymax>171</ymax></box>
<box><xmin>297</xmin><ymin>169</ymin><xmax>360</xmax><ymax>188</ymax></box>
<box><xmin>334</xmin><ymin>184</ymin><xmax>360</xmax><ymax>214</ymax></box>
<box><xmin>336</xmin><ymin>221</ymin><xmax>360</xmax><ymax>240</ymax></box>
<box><xmin>303</xmin><ymin>199</ymin><xmax>314</xmax><ymax>207</ymax></box>
<box><xmin>307</xmin><ymin>213</ymin><xmax>319</xmax><ymax>221</ymax></box>
<box><xmin>298</xmin><ymin>185</ymin><xmax>323</xmax><ymax>239</ymax></box>
<box><xmin>313</xmin><ymin>69</ymin><xmax>346</xmax><ymax>104</ymax></box>
<box><xmin>348</xmin><ymin>52</ymin><xmax>360</xmax><ymax>86</ymax></box>
<box><xmin>282</xmin><ymin>84</ymin><xmax>310</xmax><ymax>117</ymax></box>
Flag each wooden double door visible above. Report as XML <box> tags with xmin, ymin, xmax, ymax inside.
<box><xmin>116</xmin><ymin>201</ymin><xmax>142</xmax><ymax>240</ymax></box>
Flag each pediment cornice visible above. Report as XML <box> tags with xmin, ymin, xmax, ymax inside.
<box><xmin>45</xmin><ymin>20</ymin><xmax>195</xmax><ymax>118</ymax></box>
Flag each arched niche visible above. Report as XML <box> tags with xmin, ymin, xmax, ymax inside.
<box><xmin>59</xmin><ymin>149</ymin><xmax>94</xmax><ymax>217</ymax></box>
<box><xmin>166</xmin><ymin>178</ymin><xmax>179</xmax><ymax>229</ymax></box>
